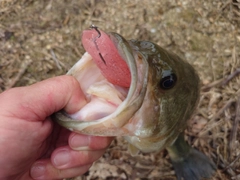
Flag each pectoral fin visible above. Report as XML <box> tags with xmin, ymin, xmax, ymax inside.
<box><xmin>166</xmin><ymin>134</ymin><xmax>216</xmax><ymax>180</ymax></box>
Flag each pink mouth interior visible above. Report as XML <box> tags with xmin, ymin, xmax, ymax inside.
<box><xmin>81</xmin><ymin>29</ymin><xmax>131</xmax><ymax>88</ymax></box>
<box><xmin>68</xmin><ymin>29</ymin><xmax>131</xmax><ymax>121</ymax></box>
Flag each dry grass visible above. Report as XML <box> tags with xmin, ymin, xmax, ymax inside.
<box><xmin>0</xmin><ymin>0</ymin><xmax>240</xmax><ymax>179</ymax></box>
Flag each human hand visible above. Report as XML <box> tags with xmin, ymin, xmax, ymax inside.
<box><xmin>0</xmin><ymin>75</ymin><xmax>113</xmax><ymax>180</ymax></box>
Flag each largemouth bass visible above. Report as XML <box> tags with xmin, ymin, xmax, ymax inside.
<box><xmin>53</xmin><ymin>27</ymin><xmax>216</xmax><ymax>180</ymax></box>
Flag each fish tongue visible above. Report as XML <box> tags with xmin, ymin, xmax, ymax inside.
<box><xmin>69</xmin><ymin>79</ymin><xmax>126</xmax><ymax>121</ymax></box>
<box><xmin>81</xmin><ymin>29</ymin><xmax>131</xmax><ymax>87</ymax></box>
<box><xmin>87</xmin><ymin>80</ymin><xmax>125</xmax><ymax>105</ymax></box>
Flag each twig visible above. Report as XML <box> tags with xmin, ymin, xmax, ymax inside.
<box><xmin>42</xmin><ymin>50</ymin><xmax>66</xmax><ymax>70</ymax></box>
<box><xmin>199</xmin><ymin>99</ymin><xmax>235</xmax><ymax>136</ymax></box>
<box><xmin>201</xmin><ymin>79</ymin><xmax>223</xmax><ymax>91</ymax></box>
<box><xmin>221</xmin><ymin>68</ymin><xmax>240</xmax><ymax>86</ymax></box>
<box><xmin>223</xmin><ymin>154</ymin><xmax>240</xmax><ymax>172</ymax></box>
<box><xmin>201</xmin><ymin>68</ymin><xmax>240</xmax><ymax>91</ymax></box>
<box><xmin>211</xmin><ymin>98</ymin><xmax>235</xmax><ymax>122</ymax></box>
<box><xmin>6</xmin><ymin>60</ymin><xmax>32</xmax><ymax>89</ymax></box>
<box><xmin>117</xmin><ymin>167</ymin><xmax>129</xmax><ymax>180</ymax></box>
<box><xmin>73</xmin><ymin>47</ymin><xmax>82</xmax><ymax>57</ymax></box>
<box><xmin>215</xmin><ymin>0</ymin><xmax>232</xmax><ymax>21</ymax></box>
<box><xmin>220</xmin><ymin>0</ymin><xmax>232</xmax><ymax>12</ymax></box>
<box><xmin>229</xmin><ymin>97</ymin><xmax>240</xmax><ymax>159</ymax></box>
<box><xmin>50</xmin><ymin>49</ymin><xmax>62</xmax><ymax>70</ymax></box>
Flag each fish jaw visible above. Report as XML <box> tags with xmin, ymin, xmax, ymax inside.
<box><xmin>53</xmin><ymin>31</ymin><xmax>149</xmax><ymax>136</ymax></box>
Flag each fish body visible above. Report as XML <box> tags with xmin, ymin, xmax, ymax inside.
<box><xmin>53</xmin><ymin>29</ymin><xmax>216</xmax><ymax>179</ymax></box>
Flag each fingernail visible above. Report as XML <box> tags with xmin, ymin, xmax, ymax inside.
<box><xmin>53</xmin><ymin>149</ymin><xmax>70</xmax><ymax>168</ymax></box>
<box><xmin>70</xmin><ymin>134</ymin><xmax>90</xmax><ymax>150</ymax></box>
<box><xmin>30</xmin><ymin>162</ymin><xmax>45</xmax><ymax>179</ymax></box>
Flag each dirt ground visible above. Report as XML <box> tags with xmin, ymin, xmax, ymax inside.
<box><xmin>0</xmin><ymin>0</ymin><xmax>240</xmax><ymax>179</ymax></box>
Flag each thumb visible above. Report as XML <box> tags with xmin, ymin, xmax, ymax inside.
<box><xmin>0</xmin><ymin>75</ymin><xmax>86</xmax><ymax>121</ymax></box>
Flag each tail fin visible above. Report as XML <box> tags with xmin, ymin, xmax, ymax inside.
<box><xmin>166</xmin><ymin>134</ymin><xmax>216</xmax><ymax>180</ymax></box>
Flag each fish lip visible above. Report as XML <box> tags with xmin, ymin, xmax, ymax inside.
<box><xmin>53</xmin><ymin>32</ymin><xmax>149</xmax><ymax>136</ymax></box>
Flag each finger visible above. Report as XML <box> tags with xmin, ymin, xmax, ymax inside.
<box><xmin>51</xmin><ymin>146</ymin><xmax>105</xmax><ymax>169</ymax></box>
<box><xmin>69</xmin><ymin>133</ymin><xmax>114</xmax><ymax>150</ymax></box>
<box><xmin>0</xmin><ymin>75</ymin><xmax>86</xmax><ymax>121</ymax></box>
<box><xmin>30</xmin><ymin>159</ymin><xmax>91</xmax><ymax>180</ymax></box>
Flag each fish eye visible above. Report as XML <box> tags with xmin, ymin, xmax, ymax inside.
<box><xmin>159</xmin><ymin>73</ymin><xmax>177</xmax><ymax>90</ymax></box>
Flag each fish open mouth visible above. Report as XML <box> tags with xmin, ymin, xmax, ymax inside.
<box><xmin>67</xmin><ymin>51</ymin><xmax>129</xmax><ymax>121</ymax></box>
<box><xmin>53</xmin><ymin>28</ymin><xmax>149</xmax><ymax>136</ymax></box>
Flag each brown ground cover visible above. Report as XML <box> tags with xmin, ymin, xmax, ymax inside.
<box><xmin>0</xmin><ymin>0</ymin><xmax>239</xmax><ymax>179</ymax></box>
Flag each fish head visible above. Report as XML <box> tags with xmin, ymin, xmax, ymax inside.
<box><xmin>124</xmin><ymin>39</ymin><xmax>200</xmax><ymax>152</ymax></box>
<box><xmin>53</xmin><ymin>29</ymin><xmax>200</xmax><ymax>153</ymax></box>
